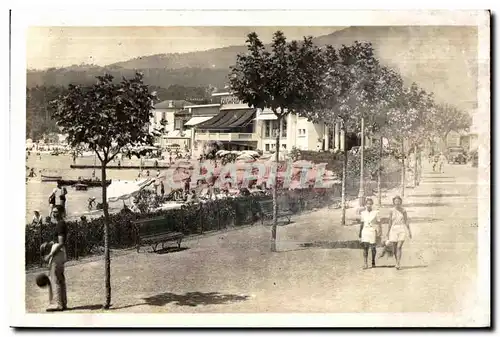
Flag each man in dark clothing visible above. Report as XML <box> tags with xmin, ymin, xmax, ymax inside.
<box><xmin>44</xmin><ymin>208</ymin><xmax>68</xmax><ymax>311</ymax></box>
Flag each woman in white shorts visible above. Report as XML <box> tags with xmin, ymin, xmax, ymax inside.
<box><xmin>386</xmin><ymin>196</ymin><xmax>412</xmax><ymax>270</ymax></box>
<box><xmin>359</xmin><ymin>198</ymin><xmax>381</xmax><ymax>269</ymax></box>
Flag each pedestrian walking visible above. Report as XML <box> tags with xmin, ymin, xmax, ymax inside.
<box><xmin>439</xmin><ymin>152</ymin><xmax>447</xmax><ymax>173</ymax></box>
<box><xmin>358</xmin><ymin>198</ymin><xmax>381</xmax><ymax>269</ymax></box>
<box><xmin>42</xmin><ymin>207</ymin><xmax>68</xmax><ymax>311</ymax></box>
<box><xmin>386</xmin><ymin>196</ymin><xmax>412</xmax><ymax>270</ymax></box>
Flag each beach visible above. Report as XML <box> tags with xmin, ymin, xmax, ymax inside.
<box><xmin>25</xmin><ymin>152</ymin><xmax>172</xmax><ymax>223</ymax></box>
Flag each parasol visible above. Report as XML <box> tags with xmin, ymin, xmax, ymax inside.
<box><xmin>107</xmin><ymin>179</ymin><xmax>155</xmax><ymax>202</ymax></box>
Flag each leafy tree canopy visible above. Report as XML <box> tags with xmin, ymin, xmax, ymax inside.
<box><xmin>229</xmin><ymin>31</ymin><xmax>325</xmax><ymax>119</ymax></box>
<box><xmin>51</xmin><ymin>72</ymin><xmax>157</xmax><ymax>163</ymax></box>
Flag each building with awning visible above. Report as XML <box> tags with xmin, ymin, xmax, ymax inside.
<box><xmin>194</xmin><ymin>106</ymin><xmax>258</xmax><ymax>151</ymax></box>
<box><xmin>184</xmin><ymin>116</ymin><xmax>213</xmax><ymax>127</ymax></box>
<box><xmin>191</xmin><ymin>91</ymin><xmax>334</xmax><ymax>154</ymax></box>
<box><xmin>196</xmin><ymin>108</ymin><xmax>256</xmax><ymax>130</ymax></box>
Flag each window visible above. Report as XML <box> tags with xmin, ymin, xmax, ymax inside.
<box><xmin>272</xmin><ymin>122</ymin><xmax>279</xmax><ymax>138</ymax></box>
<box><xmin>174</xmin><ymin>119</ymin><xmax>184</xmax><ymax>130</ymax></box>
<box><xmin>281</xmin><ymin>118</ymin><xmax>287</xmax><ymax>137</ymax></box>
<box><xmin>264</xmin><ymin>121</ymin><xmax>272</xmax><ymax>138</ymax></box>
<box><xmin>282</xmin><ymin>144</ymin><xmax>286</xmax><ymax>149</ymax></box>
<box><xmin>161</xmin><ymin>111</ymin><xmax>166</xmax><ymax>121</ymax></box>
<box><xmin>265</xmin><ymin>144</ymin><xmax>270</xmax><ymax>152</ymax></box>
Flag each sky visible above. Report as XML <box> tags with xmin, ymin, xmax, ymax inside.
<box><xmin>27</xmin><ymin>26</ymin><xmax>344</xmax><ymax>70</ymax></box>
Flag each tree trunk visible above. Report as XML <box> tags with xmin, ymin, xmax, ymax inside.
<box><xmin>271</xmin><ymin>118</ymin><xmax>281</xmax><ymax>252</ymax></box>
<box><xmin>341</xmin><ymin>125</ymin><xmax>347</xmax><ymax>226</ymax></box>
<box><xmin>358</xmin><ymin>117</ymin><xmax>365</xmax><ymax>207</ymax></box>
<box><xmin>413</xmin><ymin>144</ymin><xmax>418</xmax><ymax>187</ymax></box>
<box><xmin>101</xmin><ymin>163</ymin><xmax>111</xmax><ymax>309</ymax></box>
<box><xmin>400</xmin><ymin>140</ymin><xmax>405</xmax><ymax>197</ymax></box>
<box><xmin>377</xmin><ymin>136</ymin><xmax>383</xmax><ymax>207</ymax></box>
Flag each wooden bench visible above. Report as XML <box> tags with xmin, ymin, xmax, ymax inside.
<box><xmin>258</xmin><ymin>199</ymin><xmax>293</xmax><ymax>226</ymax></box>
<box><xmin>134</xmin><ymin>216</ymin><xmax>184</xmax><ymax>253</ymax></box>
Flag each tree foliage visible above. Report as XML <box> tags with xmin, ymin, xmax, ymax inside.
<box><xmin>51</xmin><ymin>72</ymin><xmax>156</xmax><ymax>164</ymax></box>
<box><xmin>229</xmin><ymin>31</ymin><xmax>325</xmax><ymax>118</ymax></box>
<box><xmin>431</xmin><ymin>103</ymin><xmax>472</xmax><ymax>139</ymax></box>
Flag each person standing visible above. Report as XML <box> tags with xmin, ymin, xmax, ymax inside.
<box><xmin>43</xmin><ymin>207</ymin><xmax>68</xmax><ymax>311</ymax></box>
<box><xmin>49</xmin><ymin>181</ymin><xmax>67</xmax><ymax>218</ymax></box>
<box><xmin>386</xmin><ymin>196</ymin><xmax>412</xmax><ymax>270</ymax></box>
<box><xmin>359</xmin><ymin>198</ymin><xmax>381</xmax><ymax>269</ymax></box>
<box><xmin>160</xmin><ymin>180</ymin><xmax>165</xmax><ymax>197</ymax></box>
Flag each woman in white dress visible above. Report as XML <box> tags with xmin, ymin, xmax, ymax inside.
<box><xmin>359</xmin><ymin>198</ymin><xmax>381</xmax><ymax>269</ymax></box>
<box><xmin>386</xmin><ymin>196</ymin><xmax>412</xmax><ymax>270</ymax></box>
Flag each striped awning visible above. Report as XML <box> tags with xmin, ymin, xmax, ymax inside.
<box><xmin>185</xmin><ymin>116</ymin><xmax>213</xmax><ymax>126</ymax></box>
<box><xmin>197</xmin><ymin>109</ymin><xmax>256</xmax><ymax>130</ymax></box>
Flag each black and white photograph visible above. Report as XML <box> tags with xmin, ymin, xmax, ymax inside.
<box><xmin>8</xmin><ymin>9</ymin><xmax>490</xmax><ymax>327</ymax></box>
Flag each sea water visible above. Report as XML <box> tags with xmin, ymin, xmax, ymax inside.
<box><xmin>25</xmin><ymin>153</ymin><xmax>171</xmax><ymax>224</ymax></box>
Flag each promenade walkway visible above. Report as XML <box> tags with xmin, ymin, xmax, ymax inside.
<box><xmin>25</xmin><ymin>163</ymin><xmax>480</xmax><ymax>318</ymax></box>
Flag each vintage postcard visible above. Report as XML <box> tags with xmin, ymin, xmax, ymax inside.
<box><xmin>10</xmin><ymin>9</ymin><xmax>490</xmax><ymax>327</ymax></box>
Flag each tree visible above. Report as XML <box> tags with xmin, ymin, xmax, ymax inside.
<box><xmin>365</xmin><ymin>65</ymin><xmax>404</xmax><ymax>207</ymax></box>
<box><xmin>432</xmin><ymin>103</ymin><xmax>471</xmax><ymax>150</ymax></box>
<box><xmin>51</xmin><ymin>72</ymin><xmax>156</xmax><ymax>309</ymax></box>
<box><xmin>387</xmin><ymin>82</ymin><xmax>429</xmax><ymax>197</ymax></box>
<box><xmin>302</xmin><ymin>41</ymin><xmax>381</xmax><ymax>225</ymax></box>
<box><xmin>230</xmin><ymin>31</ymin><xmax>325</xmax><ymax>251</ymax></box>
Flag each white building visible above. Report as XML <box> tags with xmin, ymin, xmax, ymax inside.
<box><xmin>149</xmin><ymin>99</ymin><xmax>193</xmax><ymax>148</ymax></box>
<box><xmin>184</xmin><ymin>92</ymin><xmax>337</xmax><ymax>154</ymax></box>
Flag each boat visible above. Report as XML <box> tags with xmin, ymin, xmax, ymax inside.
<box><xmin>74</xmin><ymin>183</ymin><xmax>88</xmax><ymax>191</ymax></box>
<box><xmin>41</xmin><ymin>174</ymin><xmax>63</xmax><ymax>182</ymax></box>
<box><xmin>59</xmin><ymin>178</ymin><xmax>112</xmax><ymax>187</ymax></box>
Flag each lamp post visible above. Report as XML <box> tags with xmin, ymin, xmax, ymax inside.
<box><xmin>358</xmin><ymin>117</ymin><xmax>365</xmax><ymax>207</ymax></box>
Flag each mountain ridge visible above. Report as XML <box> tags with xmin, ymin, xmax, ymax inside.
<box><xmin>27</xmin><ymin>26</ymin><xmax>478</xmax><ymax>111</ymax></box>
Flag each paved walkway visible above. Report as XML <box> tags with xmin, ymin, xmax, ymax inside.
<box><xmin>25</xmin><ymin>162</ymin><xmax>480</xmax><ymax>317</ymax></box>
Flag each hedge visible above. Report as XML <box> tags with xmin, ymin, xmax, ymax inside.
<box><xmin>26</xmin><ymin>168</ymin><xmax>401</xmax><ymax>268</ymax></box>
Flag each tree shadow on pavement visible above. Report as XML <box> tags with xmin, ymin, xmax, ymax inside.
<box><xmin>404</xmin><ymin>203</ymin><xmax>448</xmax><ymax>208</ymax></box>
<box><xmin>300</xmin><ymin>240</ymin><xmax>362</xmax><ymax>249</ymax></box>
<box><xmin>142</xmin><ymin>292</ymin><xmax>249</xmax><ymax>307</ymax></box>
<box><xmin>382</xmin><ymin>203</ymin><xmax>448</xmax><ymax>208</ymax></box>
<box><xmin>154</xmin><ymin>247</ymin><xmax>189</xmax><ymax>255</ymax></box>
<box><xmin>411</xmin><ymin>194</ymin><xmax>464</xmax><ymax>198</ymax></box>
<box><xmin>262</xmin><ymin>220</ymin><xmax>296</xmax><ymax>227</ymax></box>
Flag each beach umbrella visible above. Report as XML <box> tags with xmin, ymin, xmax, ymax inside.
<box><xmin>107</xmin><ymin>179</ymin><xmax>154</xmax><ymax>202</ymax></box>
<box><xmin>240</xmin><ymin>150</ymin><xmax>260</xmax><ymax>157</ymax></box>
<box><xmin>216</xmin><ymin>150</ymin><xmax>231</xmax><ymax>157</ymax></box>
<box><xmin>236</xmin><ymin>153</ymin><xmax>257</xmax><ymax>161</ymax></box>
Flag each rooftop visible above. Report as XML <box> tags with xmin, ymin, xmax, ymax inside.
<box><xmin>153</xmin><ymin>100</ymin><xmax>193</xmax><ymax>109</ymax></box>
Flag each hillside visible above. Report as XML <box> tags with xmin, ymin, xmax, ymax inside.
<box><xmin>26</xmin><ymin>26</ymin><xmax>478</xmax><ymax>111</ymax></box>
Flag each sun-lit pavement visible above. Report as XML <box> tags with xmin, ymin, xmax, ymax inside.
<box><xmin>25</xmin><ymin>162</ymin><xmax>479</xmax><ymax>315</ymax></box>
